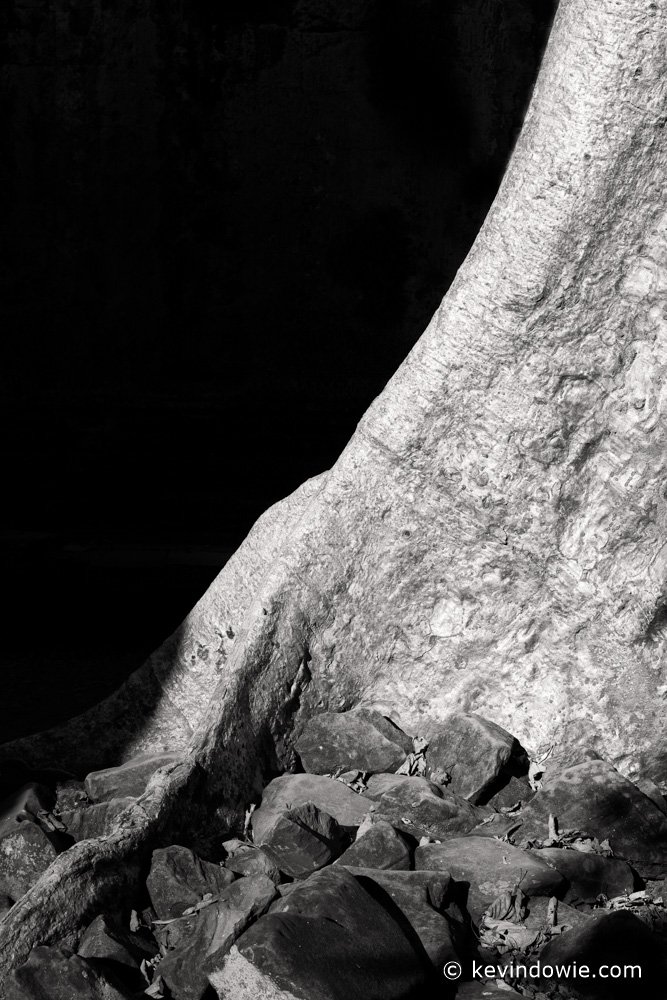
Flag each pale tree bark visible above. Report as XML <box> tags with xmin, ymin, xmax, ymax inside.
<box><xmin>2</xmin><ymin>0</ymin><xmax>667</xmax><ymax>980</ymax></box>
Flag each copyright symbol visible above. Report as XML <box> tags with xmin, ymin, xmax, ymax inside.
<box><xmin>443</xmin><ymin>962</ymin><xmax>461</xmax><ymax>981</ymax></box>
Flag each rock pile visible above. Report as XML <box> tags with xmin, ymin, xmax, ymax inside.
<box><xmin>1</xmin><ymin>709</ymin><xmax>666</xmax><ymax>999</ymax></box>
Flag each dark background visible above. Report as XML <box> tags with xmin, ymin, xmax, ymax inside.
<box><xmin>0</xmin><ymin>0</ymin><xmax>557</xmax><ymax>741</ymax></box>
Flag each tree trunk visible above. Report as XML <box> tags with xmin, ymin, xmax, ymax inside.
<box><xmin>2</xmin><ymin>0</ymin><xmax>667</xmax><ymax>980</ymax></box>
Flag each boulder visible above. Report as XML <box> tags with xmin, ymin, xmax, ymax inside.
<box><xmin>537</xmin><ymin>910</ymin><xmax>667</xmax><ymax>998</ymax></box>
<box><xmin>157</xmin><ymin>873</ymin><xmax>277</xmax><ymax>1000</ymax></box>
<box><xmin>522</xmin><ymin>896</ymin><xmax>607</xmax><ymax>936</ymax></box>
<box><xmin>424</xmin><ymin>714</ymin><xmax>528</xmax><ymax>805</ymax></box>
<box><xmin>78</xmin><ymin>913</ymin><xmax>158</xmax><ymax>970</ymax></box>
<box><xmin>373</xmin><ymin>780</ymin><xmax>489</xmax><ymax>841</ymax></box>
<box><xmin>485</xmin><ymin>773</ymin><xmax>534</xmax><ymax>812</ymax></box>
<box><xmin>535</xmin><ymin>847</ymin><xmax>637</xmax><ymax>904</ymax></box>
<box><xmin>634</xmin><ymin>777</ymin><xmax>667</xmax><ymax>816</ymax></box>
<box><xmin>0</xmin><ymin>820</ymin><xmax>57</xmax><ymax>900</ymax></box>
<box><xmin>414</xmin><ymin>837</ymin><xmax>566</xmax><ymax>923</ymax></box>
<box><xmin>147</xmin><ymin>844</ymin><xmax>236</xmax><ymax>920</ymax></box>
<box><xmin>362</xmin><ymin>772</ymin><xmax>444</xmax><ymax>801</ymax></box>
<box><xmin>334</xmin><ymin>820</ymin><xmax>411</xmax><ymax>871</ymax></box>
<box><xmin>84</xmin><ymin>751</ymin><xmax>181</xmax><ymax>803</ymax></box>
<box><xmin>60</xmin><ymin>797</ymin><xmax>135</xmax><ymax>842</ymax></box>
<box><xmin>223</xmin><ymin>845</ymin><xmax>281</xmax><ymax>884</ymax></box>
<box><xmin>256</xmin><ymin>802</ymin><xmax>344</xmax><ymax>878</ymax></box>
<box><xmin>338</xmin><ymin>867</ymin><xmax>460</xmax><ymax>967</ymax></box>
<box><xmin>210</xmin><ymin>867</ymin><xmax>433</xmax><ymax>999</ymax></box>
<box><xmin>516</xmin><ymin>760</ymin><xmax>667</xmax><ymax>877</ymax></box>
<box><xmin>251</xmin><ymin>773</ymin><xmax>371</xmax><ymax>840</ymax></box>
<box><xmin>295</xmin><ymin>709</ymin><xmax>410</xmax><ymax>775</ymax></box>
<box><xmin>6</xmin><ymin>946</ymin><xmax>132</xmax><ymax>999</ymax></box>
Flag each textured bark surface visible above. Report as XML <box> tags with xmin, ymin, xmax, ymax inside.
<box><xmin>2</xmin><ymin>0</ymin><xmax>667</xmax><ymax>981</ymax></box>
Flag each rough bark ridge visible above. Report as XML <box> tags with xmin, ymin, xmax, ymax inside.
<box><xmin>2</xmin><ymin>0</ymin><xmax>667</xmax><ymax>980</ymax></box>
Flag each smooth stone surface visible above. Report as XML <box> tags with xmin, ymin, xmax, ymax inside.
<box><xmin>84</xmin><ymin>751</ymin><xmax>181</xmax><ymax>803</ymax></box>
<box><xmin>414</xmin><ymin>837</ymin><xmax>566</xmax><ymax>923</ymax></box>
<box><xmin>373</xmin><ymin>780</ymin><xmax>489</xmax><ymax>841</ymax></box>
<box><xmin>516</xmin><ymin>760</ymin><xmax>667</xmax><ymax>877</ymax></box>
<box><xmin>535</xmin><ymin>847</ymin><xmax>637</xmax><ymax>904</ymax></box>
<box><xmin>338</xmin><ymin>867</ymin><xmax>459</xmax><ymax>967</ymax></box>
<box><xmin>295</xmin><ymin>709</ymin><xmax>410</xmax><ymax>775</ymax></box>
<box><xmin>147</xmin><ymin>844</ymin><xmax>236</xmax><ymax>920</ymax></box>
<box><xmin>6</xmin><ymin>946</ymin><xmax>132</xmax><ymax>999</ymax></box>
<box><xmin>258</xmin><ymin>803</ymin><xmax>344</xmax><ymax>878</ymax></box>
<box><xmin>334</xmin><ymin>820</ymin><xmax>411</xmax><ymax>871</ymax></box>
<box><xmin>78</xmin><ymin>913</ymin><xmax>158</xmax><ymax>969</ymax></box>
<box><xmin>0</xmin><ymin>820</ymin><xmax>57</xmax><ymax>900</ymax></box>
<box><xmin>223</xmin><ymin>845</ymin><xmax>281</xmax><ymax>884</ymax></box>
<box><xmin>362</xmin><ymin>773</ymin><xmax>444</xmax><ymax>801</ymax></box>
<box><xmin>424</xmin><ymin>713</ymin><xmax>527</xmax><ymax>805</ymax></box>
<box><xmin>538</xmin><ymin>910</ymin><xmax>667</xmax><ymax>998</ymax></box>
<box><xmin>158</xmin><ymin>873</ymin><xmax>277</xmax><ymax>1000</ymax></box>
<box><xmin>251</xmin><ymin>774</ymin><xmax>371</xmax><ymax>840</ymax></box>
<box><xmin>212</xmin><ymin>866</ymin><xmax>432</xmax><ymax>999</ymax></box>
<box><xmin>485</xmin><ymin>773</ymin><xmax>535</xmax><ymax>812</ymax></box>
<box><xmin>60</xmin><ymin>797</ymin><xmax>135</xmax><ymax>842</ymax></box>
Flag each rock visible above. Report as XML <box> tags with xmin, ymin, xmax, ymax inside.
<box><xmin>157</xmin><ymin>873</ymin><xmax>277</xmax><ymax>1000</ymax></box>
<box><xmin>78</xmin><ymin>913</ymin><xmax>158</xmax><ymax>970</ymax></box>
<box><xmin>6</xmin><ymin>945</ymin><xmax>132</xmax><ymax>999</ymax></box>
<box><xmin>334</xmin><ymin>820</ymin><xmax>411</xmax><ymax>870</ymax></box>
<box><xmin>223</xmin><ymin>845</ymin><xmax>281</xmax><ymax>884</ymax></box>
<box><xmin>634</xmin><ymin>777</ymin><xmax>667</xmax><ymax>816</ymax></box>
<box><xmin>210</xmin><ymin>866</ymin><xmax>433</xmax><ymax>999</ymax></box>
<box><xmin>54</xmin><ymin>780</ymin><xmax>88</xmax><ymax>815</ymax></box>
<box><xmin>251</xmin><ymin>773</ymin><xmax>371</xmax><ymax>840</ymax></box>
<box><xmin>522</xmin><ymin>896</ymin><xmax>607</xmax><ymax>936</ymax></box>
<box><xmin>59</xmin><ymin>797</ymin><xmax>136</xmax><ymax>842</ymax></box>
<box><xmin>424</xmin><ymin>713</ymin><xmax>528</xmax><ymax>805</ymax></box>
<box><xmin>537</xmin><ymin>910</ymin><xmax>667</xmax><ymax>998</ymax></box>
<box><xmin>362</xmin><ymin>772</ymin><xmax>444</xmax><ymax>801</ymax></box>
<box><xmin>516</xmin><ymin>760</ymin><xmax>667</xmax><ymax>877</ymax></box>
<box><xmin>373</xmin><ymin>779</ymin><xmax>489</xmax><ymax>841</ymax></box>
<box><xmin>338</xmin><ymin>867</ymin><xmax>460</xmax><ymax>967</ymax></box>
<box><xmin>0</xmin><ymin>783</ymin><xmax>56</xmax><ymax>839</ymax></box>
<box><xmin>541</xmin><ymin>721</ymin><xmax>604</xmax><ymax>776</ymax></box>
<box><xmin>414</xmin><ymin>837</ymin><xmax>566</xmax><ymax>923</ymax></box>
<box><xmin>256</xmin><ymin>802</ymin><xmax>344</xmax><ymax>878</ymax></box>
<box><xmin>84</xmin><ymin>751</ymin><xmax>181</xmax><ymax>803</ymax></box>
<box><xmin>295</xmin><ymin>709</ymin><xmax>410</xmax><ymax>775</ymax></box>
<box><xmin>535</xmin><ymin>847</ymin><xmax>637</xmax><ymax>904</ymax></box>
<box><xmin>0</xmin><ymin>820</ymin><xmax>58</xmax><ymax>900</ymax></box>
<box><xmin>485</xmin><ymin>773</ymin><xmax>535</xmax><ymax>812</ymax></box>
<box><xmin>147</xmin><ymin>844</ymin><xmax>236</xmax><ymax>920</ymax></box>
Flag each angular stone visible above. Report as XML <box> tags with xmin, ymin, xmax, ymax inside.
<box><xmin>425</xmin><ymin>713</ymin><xmax>528</xmax><ymax>805</ymax></box>
<box><xmin>223</xmin><ymin>845</ymin><xmax>281</xmax><ymax>884</ymax></box>
<box><xmin>211</xmin><ymin>867</ymin><xmax>431</xmax><ymax>999</ymax></box>
<box><xmin>295</xmin><ymin>709</ymin><xmax>410</xmax><ymax>775</ymax></box>
<box><xmin>522</xmin><ymin>895</ymin><xmax>607</xmax><ymax>936</ymax></box>
<box><xmin>516</xmin><ymin>760</ymin><xmax>667</xmax><ymax>877</ymax></box>
<box><xmin>257</xmin><ymin>802</ymin><xmax>344</xmax><ymax>878</ymax></box>
<box><xmin>157</xmin><ymin>873</ymin><xmax>277</xmax><ymax>1000</ymax></box>
<box><xmin>485</xmin><ymin>773</ymin><xmax>535</xmax><ymax>812</ymax></box>
<box><xmin>335</xmin><ymin>820</ymin><xmax>411</xmax><ymax>871</ymax></box>
<box><xmin>373</xmin><ymin>779</ymin><xmax>489</xmax><ymax>841</ymax></box>
<box><xmin>147</xmin><ymin>844</ymin><xmax>236</xmax><ymax>920</ymax></box>
<box><xmin>78</xmin><ymin>913</ymin><xmax>158</xmax><ymax>970</ymax></box>
<box><xmin>537</xmin><ymin>910</ymin><xmax>667</xmax><ymax>998</ymax></box>
<box><xmin>338</xmin><ymin>867</ymin><xmax>459</xmax><ymax>967</ymax></box>
<box><xmin>535</xmin><ymin>847</ymin><xmax>637</xmax><ymax>904</ymax></box>
<box><xmin>362</xmin><ymin>772</ymin><xmax>444</xmax><ymax>801</ymax></box>
<box><xmin>251</xmin><ymin>773</ymin><xmax>371</xmax><ymax>841</ymax></box>
<box><xmin>84</xmin><ymin>751</ymin><xmax>181</xmax><ymax>803</ymax></box>
<box><xmin>6</xmin><ymin>946</ymin><xmax>132</xmax><ymax>999</ymax></box>
<box><xmin>414</xmin><ymin>837</ymin><xmax>566</xmax><ymax>923</ymax></box>
<box><xmin>59</xmin><ymin>797</ymin><xmax>135</xmax><ymax>842</ymax></box>
<box><xmin>0</xmin><ymin>820</ymin><xmax>57</xmax><ymax>900</ymax></box>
